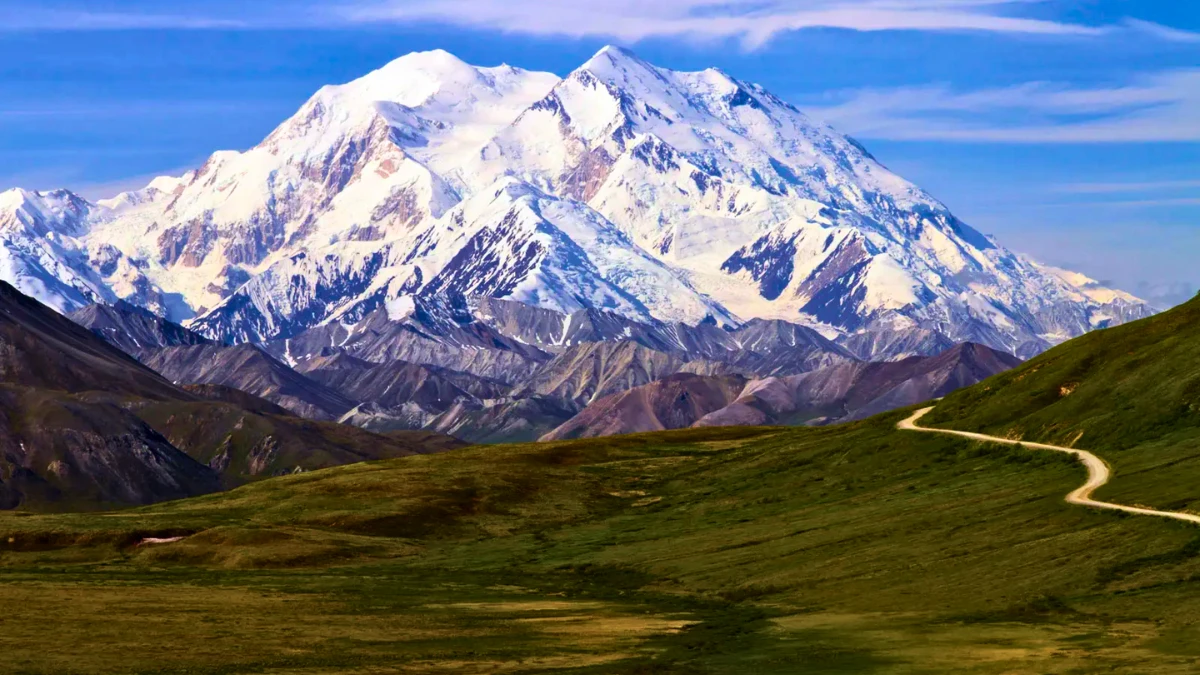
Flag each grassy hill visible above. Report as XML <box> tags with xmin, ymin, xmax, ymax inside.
<box><xmin>927</xmin><ymin>294</ymin><xmax>1200</xmax><ymax>512</ymax></box>
<box><xmin>5</xmin><ymin>405</ymin><xmax>1200</xmax><ymax>673</ymax></box>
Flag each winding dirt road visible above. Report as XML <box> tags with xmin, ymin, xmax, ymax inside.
<box><xmin>899</xmin><ymin>407</ymin><xmax>1200</xmax><ymax>526</ymax></box>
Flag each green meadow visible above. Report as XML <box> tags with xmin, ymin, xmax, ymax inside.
<box><xmin>5</xmin><ymin>404</ymin><xmax>1200</xmax><ymax>673</ymax></box>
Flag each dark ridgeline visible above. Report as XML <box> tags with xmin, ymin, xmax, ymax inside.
<box><xmin>0</xmin><ymin>284</ymin><xmax>461</xmax><ymax>510</ymax></box>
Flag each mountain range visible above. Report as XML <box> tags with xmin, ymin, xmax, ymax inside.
<box><xmin>542</xmin><ymin>342</ymin><xmax>1022</xmax><ymax>440</ymax></box>
<box><xmin>68</xmin><ymin>294</ymin><xmax>1022</xmax><ymax>443</ymax></box>
<box><xmin>0</xmin><ymin>46</ymin><xmax>1152</xmax><ymax>362</ymax></box>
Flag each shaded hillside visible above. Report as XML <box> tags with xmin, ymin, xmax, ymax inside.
<box><xmin>297</xmin><ymin>352</ymin><xmax>508</xmax><ymax>414</ymax></box>
<box><xmin>427</xmin><ymin>396</ymin><xmax>576</xmax><ymax>444</ymax></box>
<box><xmin>837</xmin><ymin>326</ymin><xmax>956</xmax><ymax>361</ymax></box>
<box><xmin>515</xmin><ymin>341</ymin><xmax>738</xmax><ymax>410</ymax></box>
<box><xmin>179</xmin><ymin>384</ymin><xmax>294</xmax><ymax>417</ymax></box>
<box><xmin>717</xmin><ymin>319</ymin><xmax>857</xmax><ymax>375</ymax></box>
<box><xmin>541</xmin><ymin>374</ymin><xmax>748</xmax><ymax>441</ymax></box>
<box><xmin>0</xmin><ymin>282</ymin><xmax>186</xmax><ymax>401</ymax></box>
<box><xmin>0</xmin><ymin>282</ymin><xmax>217</xmax><ymax>508</ymax></box>
<box><xmin>544</xmin><ymin>343</ymin><xmax>1020</xmax><ymax>439</ymax></box>
<box><xmin>700</xmin><ymin>342</ymin><xmax>1021</xmax><ymax>428</ymax></box>
<box><xmin>140</xmin><ymin>344</ymin><xmax>357</xmax><ymax>421</ymax></box>
<box><xmin>68</xmin><ymin>301</ymin><xmax>213</xmax><ymax>354</ymax></box>
<box><xmin>0</xmin><ymin>387</ymin><xmax>219</xmax><ymax>510</ymax></box>
<box><xmin>0</xmin><ymin>283</ymin><xmax>462</xmax><ymax>510</ymax></box>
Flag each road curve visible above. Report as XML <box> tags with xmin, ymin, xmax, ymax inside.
<box><xmin>899</xmin><ymin>407</ymin><xmax>1200</xmax><ymax>526</ymax></box>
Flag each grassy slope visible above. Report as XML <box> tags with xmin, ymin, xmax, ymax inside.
<box><xmin>928</xmin><ymin>295</ymin><xmax>1200</xmax><ymax>511</ymax></box>
<box><xmin>5</xmin><ymin>411</ymin><xmax>1200</xmax><ymax>673</ymax></box>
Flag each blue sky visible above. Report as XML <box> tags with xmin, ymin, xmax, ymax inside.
<box><xmin>0</xmin><ymin>0</ymin><xmax>1197</xmax><ymax>306</ymax></box>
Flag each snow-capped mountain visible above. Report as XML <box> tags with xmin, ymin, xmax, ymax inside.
<box><xmin>0</xmin><ymin>189</ymin><xmax>115</xmax><ymax>313</ymax></box>
<box><xmin>0</xmin><ymin>47</ymin><xmax>1153</xmax><ymax>357</ymax></box>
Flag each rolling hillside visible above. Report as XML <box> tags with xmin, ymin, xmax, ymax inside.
<box><xmin>927</xmin><ymin>294</ymin><xmax>1200</xmax><ymax>512</ymax></box>
<box><xmin>3</xmin><ymin>400</ymin><xmax>1200</xmax><ymax>671</ymax></box>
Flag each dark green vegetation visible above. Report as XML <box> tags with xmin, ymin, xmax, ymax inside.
<box><xmin>928</xmin><ymin>294</ymin><xmax>1200</xmax><ymax>513</ymax></box>
<box><xmin>6</xmin><ymin>403</ymin><xmax>1200</xmax><ymax>673</ymax></box>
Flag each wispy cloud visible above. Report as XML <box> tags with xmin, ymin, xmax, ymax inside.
<box><xmin>0</xmin><ymin>101</ymin><xmax>278</xmax><ymax>119</ymax></box>
<box><xmin>339</xmin><ymin>0</ymin><xmax>1104</xmax><ymax>46</ymax></box>
<box><xmin>0</xmin><ymin>8</ymin><xmax>248</xmax><ymax>31</ymax></box>
<box><xmin>1124</xmin><ymin>18</ymin><xmax>1200</xmax><ymax>44</ymax></box>
<box><xmin>1054</xmin><ymin>179</ymin><xmax>1200</xmax><ymax>194</ymax></box>
<box><xmin>1</xmin><ymin>0</ymin><xmax>1196</xmax><ymax>51</ymax></box>
<box><xmin>1134</xmin><ymin>280</ymin><xmax>1196</xmax><ymax>310</ymax></box>
<box><xmin>807</xmin><ymin>69</ymin><xmax>1200</xmax><ymax>143</ymax></box>
<box><xmin>1064</xmin><ymin>198</ymin><xmax>1200</xmax><ymax>208</ymax></box>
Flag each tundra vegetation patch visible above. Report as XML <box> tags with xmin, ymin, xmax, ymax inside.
<box><xmin>5</xmin><ymin>409</ymin><xmax>1200</xmax><ymax>673</ymax></box>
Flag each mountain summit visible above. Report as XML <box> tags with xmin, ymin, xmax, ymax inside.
<box><xmin>0</xmin><ymin>46</ymin><xmax>1151</xmax><ymax>357</ymax></box>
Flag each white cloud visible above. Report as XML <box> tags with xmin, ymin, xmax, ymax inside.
<box><xmin>1062</xmin><ymin>198</ymin><xmax>1200</xmax><ymax>208</ymax></box>
<box><xmin>1124</xmin><ymin>18</ymin><xmax>1200</xmax><ymax>44</ymax></box>
<box><xmin>0</xmin><ymin>101</ymin><xmax>276</xmax><ymax>119</ymax></box>
<box><xmin>0</xmin><ymin>9</ymin><xmax>248</xmax><ymax>31</ymax></box>
<box><xmin>1053</xmin><ymin>179</ymin><xmax>1200</xmax><ymax>194</ymax></box>
<box><xmin>806</xmin><ymin>70</ymin><xmax>1200</xmax><ymax>143</ymax></box>
<box><xmin>2</xmin><ymin>0</ymin><xmax>1196</xmax><ymax>52</ymax></box>
<box><xmin>338</xmin><ymin>0</ymin><xmax>1104</xmax><ymax>46</ymax></box>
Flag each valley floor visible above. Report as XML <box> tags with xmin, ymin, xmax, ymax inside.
<box><xmin>4</xmin><ymin>412</ymin><xmax>1200</xmax><ymax>673</ymax></box>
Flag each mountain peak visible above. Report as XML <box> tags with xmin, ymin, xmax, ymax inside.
<box><xmin>0</xmin><ymin>187</ymin><xmax>29</xmax><ymax>210</ymax></box>
<box><xmin>591</xmin><ymin>44</ymin><xmax>638</xmax><ymax>60</ymax></box>
<box><xmin>0</xmin><ymin>187</ymin><xmax>68</xmax><ymax>209</ymax></box>
<box><xmin>404</xmin><ymin>47</ymin><xmax>461</xmax><ymax>61</ymax></box>
<box><xmin>333</xmin><ymin>48</ymin><xmax>488</xmax><ymax>108</ymax></box>
<box><xmin>580</xmin><ymin>44</ymin><xmax>655</xmax><ymax>77</ymax></box>
<box><xmin>0</xmin><ymin>187</ymin><xmax>91</xmax><ymax>230</ymax></box>
<box><xmin>382</xmin><ymin>48</ymin><xmax>474</xmax><ymax>75</ymax></box>
<box><xmin>0</xmin><ymin>47</ymin><xmax>1156</xmax><ymax>359</ymax></box>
